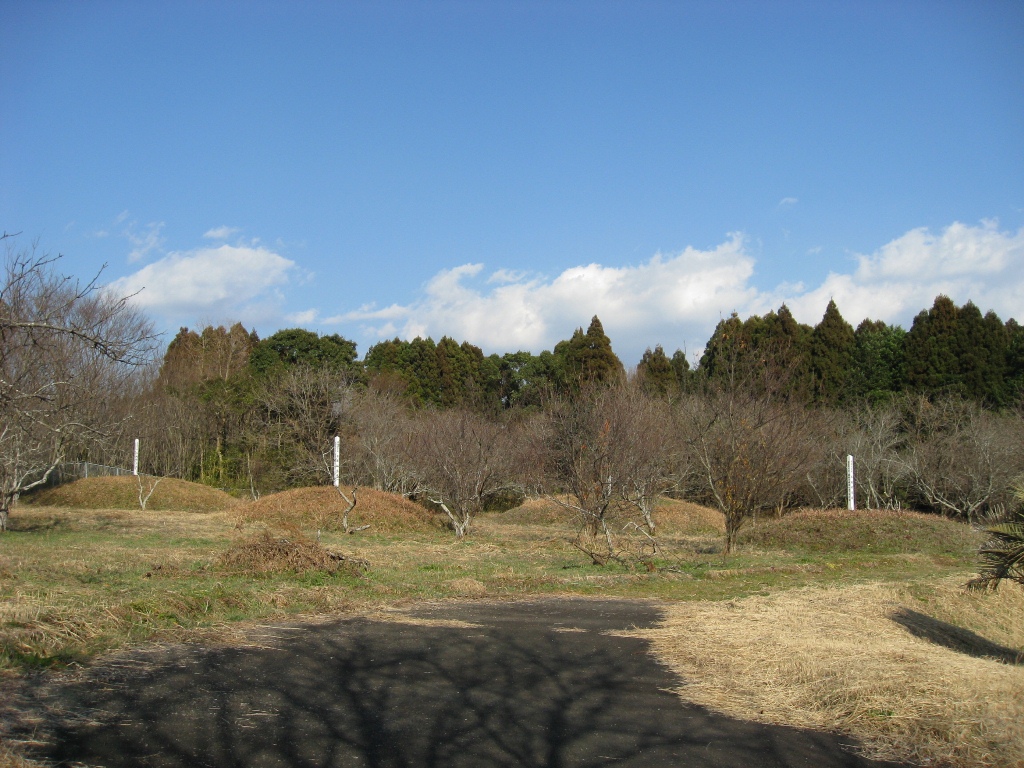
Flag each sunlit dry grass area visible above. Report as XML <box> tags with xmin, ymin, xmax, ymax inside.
<box><xmin>2</xmin><ymin>478</ymin><xmax>1019</xmax><ymax>767</ymax></box>
<box><xmin>629</xmin><ymin>579</ymin><xmax>1024</xmax><ymax>768</ymax></box>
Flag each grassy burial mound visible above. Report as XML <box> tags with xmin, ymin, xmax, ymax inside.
<box><xmin>22</xmin><ymin>476</ymin><xmax>240</xmax><ymax>512</ymax></box>
<box><xmin>496</xmin><ymin>496</ymin><xmax>726</xmax><ymax>536</ymax></box>
<box><xmin>738</xmin><ymin>507</ymin><xmax>981</xmax><ymax>557</ymax></box>
<box><xmin>235</xmin><ymin>486</ymin><xmax>443</xmax><ymax>534</ymax></box>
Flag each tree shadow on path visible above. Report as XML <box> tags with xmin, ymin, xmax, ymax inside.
<box><xmin>11</xmin><ymin>599</ymin><xmax>907</xmax><ymax>768</ymax></box>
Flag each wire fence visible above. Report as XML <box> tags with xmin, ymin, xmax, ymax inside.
<box><xmin>34</xmin><ymin>461</ymin><xmax>137</xmax><ymax>489</ymax></box>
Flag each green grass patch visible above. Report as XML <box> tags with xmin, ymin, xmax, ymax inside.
<box><xmin>0</xmin><ymin>501</ymin><xmax>985</xmax><ymax>673</ymax></box>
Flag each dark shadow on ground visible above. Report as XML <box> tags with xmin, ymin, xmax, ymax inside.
<box><xmin>891</xmin><ymin>607</ymin><xmax>1023</xmax><ymax>665</ymax></box>
<box><xmin>6</xmin><ymin>599</ymin><xmax>908</xmax><ymax>768</ymax></box>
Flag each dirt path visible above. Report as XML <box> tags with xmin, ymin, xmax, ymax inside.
<box><xmin>5</xmin><ymin>598</ymin><xmax>907</xmax><ymax>767</ymax></box>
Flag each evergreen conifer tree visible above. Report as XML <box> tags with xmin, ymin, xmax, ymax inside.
<box><xmin>809</xmin><ymin>299</ymin><xmax>856</xmax><ymax>405</ymax></box>
<box><xmin>637</xmin><ymin>345</ymin><xmax>675</xmax><ymax>395</ymax></box>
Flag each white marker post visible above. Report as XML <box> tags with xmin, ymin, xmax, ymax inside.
<box><xmin>333</xmin><ymin>435</ymin><xmax>340</xmax><ymax>487</ymax></box>
<box><xmin>846</xmin><ymin>454</ymin><xmax>855</xmax><ymax>510</ymax></box>
<box><xmin>133</xmin><ymin>438</ymin><xmax>140</xmax><ymax>476</ymax></box>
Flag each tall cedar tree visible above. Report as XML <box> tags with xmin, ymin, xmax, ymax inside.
<box><xmin>671</xmin><ymin>349</ymin><xmax>691</xmax><ymax>390</ymax></box>
<box><xmin>637</xmin><ymin>345</ymin><xmax>676</xmax><ymax>396</ymax></box>
<box><xmin>554</xmin><ymin>316</ymin><xmax>625</xmax><ymax>392</ymax></box>
<box><xmin>904</xmin><ymin>296</ymin><xmax>961</xmax><ymax>395</ymax></box>
<box><xmin>904</xmin><ymin>296</ymin><xmax>1011</xmax><ymax>405</ymax></box>
<box><xmin>809</xmin><ymin>299</ymin><xmax>856</xmax><ymax>406</ymax></box>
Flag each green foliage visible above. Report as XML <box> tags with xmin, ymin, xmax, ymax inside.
<box><xmin>670</xmin><ymin>349</ymin><xmax>691</xmax><ymax>390</ymax></box>
<box><xmin>852</xmin><ymin>319</ymin><xmax>906</xmax><ymax>402</ymax></box>
<box><xmin>698</xmin><ymin>306</ymin><xmax>812</xmax><ymax>399</ymax></box>
<box><xmin>364</xmin><ymin>335</ymin><xmax>502</xmax><ymax>408</ymax></box>
<box><xmin>249</xmin><ymin>328</ymin><xmax>359</xmax><ymax>378</ymax></box>
<box><xmin>903</xmin><ymin>296</ymin><xmax>1013</xmax><ymax>404</ymax></box>
<box><xmin>637</xmin><ymin>345</ymin><xmax>676</xmax><ymax>396</ymax></box>
<box><xmin>968</xmin><ymin>488</ymin><xmax>1024</xmax><ymax>591</ymax></box>
<box><xmin>809</xmin><ymin>299</ymin><xmax>856</xmax><ymax>405</ymax></box>
<box><xmin>552</xmin><ymin>316</ymin><xmax>624</xmax><ymax>393</ymax></box>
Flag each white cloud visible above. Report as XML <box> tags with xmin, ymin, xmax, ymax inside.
<box><xmin>780</xmin><ymin>220</ymin><xmax>1024</xmax><ymax>329</ymax></box>
<box><xmin>123</xmin><ymin>220</ymin><xmax>165</xmax><ymax>263</ymax></box>
<box><xmin>285</xmin><ymin>308</ymin><xmax>319</xmax><ymax>324</ymax></box>
<box><xmin>203</xmin><ymin>226</ymin><xmax>240</xmax><ymax>240</ymax></box>
<box><xmin>778</xmin><ymin>197</ymin><xmax>798</xmax><ymax>208</ymax></box>
<box><xmin>108</xmin><ymin>244</ymin><xmax>296</xmax><ymax>327</ymax></box>
<box><xmin>334</xmin><ymin>234</ymin><xmax>757</xmax><ymax>362</ymax></box>
<box><xmin>326</xmin><ymin>221</ymin><xmax>1024</xmax><ymax>366</ymax></box>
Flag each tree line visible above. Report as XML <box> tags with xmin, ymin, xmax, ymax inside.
<box><xmin>2</xmin><ymin>238</ymin><xmax>1023</xmax><ymax>558</ymax></box>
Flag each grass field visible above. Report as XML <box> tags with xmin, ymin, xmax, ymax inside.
<box><xmin>2</xmin><ymin>478</ymin><xmax>1022</xmax><ymax>767</ymax></box>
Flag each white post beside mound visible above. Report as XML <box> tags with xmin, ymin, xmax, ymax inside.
<box><xmin>847</xmin><ymin>454</ymin><xmax>855</xmax><ymax>510</ymax></box>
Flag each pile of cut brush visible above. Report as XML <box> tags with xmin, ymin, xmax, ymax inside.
<box><xmin>219</xmin><ymin>529</ymin><xmax>368</xmax><ymax>577</ymax></box>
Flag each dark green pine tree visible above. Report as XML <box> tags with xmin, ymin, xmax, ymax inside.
<box><xmin>249</xmin><ymin>328</ymin><xmax>358</xmax><ymax>377</ymax></box>
<box><xmin>637</xmin><ymin>345</ymin><xmax>676</xmax><ymax>396</ymax></box>
<box><xmin>809</xmin><ymin>299</ymin><xmax>856</xmax><ymax>406</ymax></box>
<box><xmin>698</xmin><ymin>313</ymin><xmax>746</xmax><ymax>380</ymax></box>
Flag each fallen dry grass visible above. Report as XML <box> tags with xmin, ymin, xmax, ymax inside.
<box><xmin>630</xmin><ymin>577</ymin><xmax>1024</xmax><ymax>768</ymax></box>
<box><xmin>495</xmin><ymin>495</ymin><xmax>726</xmax><ymax>536</ymax></box>
<box><xmin>236</xmin><ymin>486</ymin><xmax>442</xmax><ymax>534</ymax></box>
<box><xmin>218</xmin><ymin>529</ymin><xmax>367</xmax><ymax>577</ymax></box>
<box><xmin>23</xmin><ymin>476</ymin><xmax>239</xmax><ymax>512</ymax></box>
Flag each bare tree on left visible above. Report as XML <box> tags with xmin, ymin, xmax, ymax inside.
<box><xmin>0</xmin><ymin>235</ymin><xmax>157</xmax><ymax>530</ymax></box>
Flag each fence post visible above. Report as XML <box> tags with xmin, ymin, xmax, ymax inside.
<box><xmin>847</xmin><ymin>454</ymin><xmax>855</xmax><ymax>510</ymax></box>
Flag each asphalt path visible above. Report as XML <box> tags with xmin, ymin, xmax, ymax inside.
<box><xmin>9</xmin><ymin>598</ymin><xmax>908</xmax><ymax>767</ymax></box>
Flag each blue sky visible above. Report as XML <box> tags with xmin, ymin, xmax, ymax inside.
<box><xmin>2</xmin><ymin>0</ymin><xmax>1022</xmax><ymax>365</ymax></box>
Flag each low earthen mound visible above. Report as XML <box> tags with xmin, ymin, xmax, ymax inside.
<box><xmin>654</xmin><ymin>498</ymin><xmax>727</xmax><ymax>535</ymax></box>
<box><xmin>236</xmin><ymin>486</ymin><xmax>442</xmax><ymax>534</ymax></box>
<box><xmin>495</xmin><ymin>495</ymin><xmax>725</xmax><ymax>535</ymax></box>
<box><xmin>738</xmin><ymin>507</ymin><xmax>980</xmax><ymax>557</ymax></box>
<box><xmin>23</xmin><ymin>475</ymin><xmax>240</xmax><ymax>512</ymax></box>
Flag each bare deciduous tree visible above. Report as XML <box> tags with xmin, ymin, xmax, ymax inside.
<box><xmin>406</xmin><ymin>408</ymin><xmax>521</xmax><ymax>538</ymax></box>
<box><xmin>348</xmin><ymin>388</ymin><xmax>419</xmax><ymax>495</ymax></box>
<box><xmin>678</xmin><ymin>382</ymin><xmax>818</xmax><ymax>555</ymax></box>
<box><xmin>252</xmin><ymin>365</ymin><xmax>354</xmax><ymax>490</ymax></box>
<box><xmin>544</xmin><ymin>383</ymin><xmax>671</xmax><ymax>564</ymax></box>
<box><xmin>0</xmin><ymin>238</ymin><xmax>157</xmax><ymax>530</ymax></box>
<box><xmin>900</xmin><ymin>395</ymin><xmax>1023</xmax><ymax>521</ymax></box>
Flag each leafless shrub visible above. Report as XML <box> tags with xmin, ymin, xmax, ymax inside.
<box><xmin>218</xmin><ymin>528</ymin><xmax>367</xmax><ymax>576</ymax></box>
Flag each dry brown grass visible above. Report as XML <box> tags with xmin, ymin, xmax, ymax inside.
<box><xmin>236</xmin><ymin>486</ymin><xmax>442</xmax><ymax>534</ymax></box>
<box><xmin>0</xmin><ymin>745</ymin><xmax>42</xmax><ymax>768</ymax></box>
<box><xmin>495</xmin><ymin>495</ymin><xmax>725</xmax><ymax>536</ymax></box>
<box><xmin>654</xmin><ymin>498</ymin><xmax>726</xmax><ymax>535</ymax></box>
<box><xmin>630</xmin><ymin>577</ymin><xmax>1024</xmax><ymax>768</ymax></box>
<box><xmin>218</xmin><ymin>529</ymin><xmax>367</xmax><ymax>576</ymax></box>
<box><xmin>496</xmin><ymin>496</ymin><xmax>568</xmax><ymax>526</ymax></box>
<box><xmin>23</xmin><ymin>476</ymin><xmax>239</xmax><ymax>512</ymax></box>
